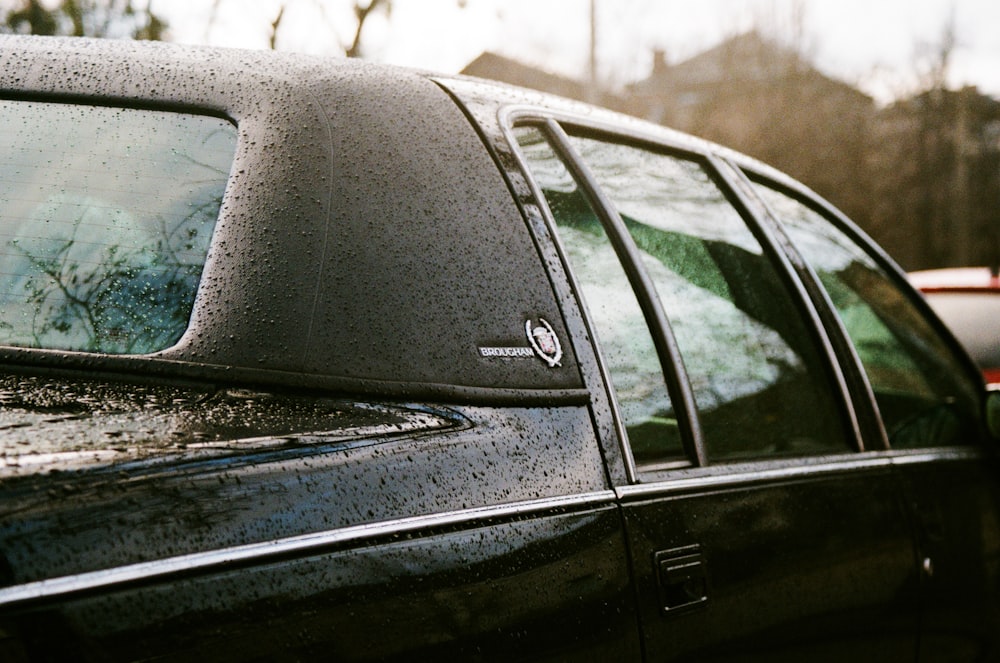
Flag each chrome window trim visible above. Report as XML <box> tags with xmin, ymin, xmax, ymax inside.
<box><xmin>0</xmin><ymin>490</ymin><xmax>617</xmax><ymax>609</ymax></box>
<box><xmin>617</xmin><ymin>447</ymin><xmax>988</xmax><ymax>501</ymax></box>
<box><xmin>885</xmin><ymin>446</ymin><xmax>988</xmax><ymax>466</ymax></box>
<box><xmin>501</xmin><ymin>105</ymin><xmax>720</xmax><ymax>162</ymax></box>
<box><xmin>618</xmin><ymin>454</ymin><xmax>894</xmax><ymax>501</ymax></box>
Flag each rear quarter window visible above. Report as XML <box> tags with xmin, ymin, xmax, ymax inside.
<box><xmin>750</xmin><ymin>179</ymin><xmax>983</xmax><ymax>448</ymax></box>
<box><xmin>0</xmin><ymin>100</ymin><xmax>235</xmax><ymax>354</ymax></box>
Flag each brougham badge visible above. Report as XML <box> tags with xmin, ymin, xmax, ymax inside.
<box><xmin>525</xmin><ymin>318</ymin><xmax>562</xmax><ymax>368</ymax></box>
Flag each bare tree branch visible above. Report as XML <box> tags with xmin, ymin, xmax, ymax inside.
<box><xmin>346</xmin><ymin>0</ymin><xmax>389</xmax><ymax>58</ymax></box>
<box><xmin>269</xmin><ymin>4</ymin><xmax>284</xmax><ymax>50</ymax></box>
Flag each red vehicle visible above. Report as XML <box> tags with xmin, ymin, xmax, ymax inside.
<box><xmin>911</xmin><ymin>266</ymin><xmax>1000</xmax><ymax>383</ymax></box>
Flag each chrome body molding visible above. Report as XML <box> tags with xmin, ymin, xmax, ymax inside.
<box><xmin>0</xmin><ymin>490</ymin><xmax>617</xmax><ymax>609</ymax></box>
<box><xmin>621</xmin><ymin>455</ymin><xmax>897</xmax><ymax>500</ymax></box>
<box><xmin>883</xmin><ymin>446</ymin><xmax>988</xmax><ymax>465</ymax></box>
<box><xmin>620</xmin><ymin>447</ymin><xmax>990</xmax><ymax>501</ymax></box>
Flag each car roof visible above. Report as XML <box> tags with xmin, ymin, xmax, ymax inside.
<box><xmin>0</xmin><ymin>35</ymin><xmax>593</xmax><ymax>401</ymax></box>
<box><xmin>0</xmin><ymin>35</ymin><xmax>834</xmax><ymax>405</ymax></box>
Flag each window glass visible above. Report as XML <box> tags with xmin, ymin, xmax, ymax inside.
<box><xmin>752</xmin><ymin>181</ymin><xmax>981</xmax><ymax>448</ymax></box>
<box><xmin>0</xmin><ymin>101</ymin><xmax>235</xmax><ymax>354</ymax></box>
<box><xmin>566</xmin><ymin>136</ymin><xmax>850</xmax><ymax>461</ymax></box>
<box><xmin>515</xmin><ymin>127</ymin><xmax>683</xmax><ymax>463</ymax></box>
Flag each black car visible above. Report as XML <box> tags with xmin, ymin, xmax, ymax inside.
<box><xmin>0</xmin><ymin>35</ymin><xmax>998</xmax><ymax>662</ymax></box>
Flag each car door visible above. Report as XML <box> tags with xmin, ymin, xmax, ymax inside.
<box><xmin>748</xmin><ymin>176</ymin><xmax>1000</xmax><ymax>661</ymax></box>
<box><xmin>513</xmin><ymin>120</ymin><xmax>921</xmax><ymax>661</ymax></box>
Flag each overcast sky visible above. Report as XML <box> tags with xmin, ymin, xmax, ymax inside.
<box><xmin>161</xmin><ymin>0</ymin><xmax>1000</xmax><ymax>104</ymax></box>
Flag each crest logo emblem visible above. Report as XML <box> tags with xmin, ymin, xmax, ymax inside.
<box><xmin>525</xmin><ymin>318</ymin><xmax>562</xmax><ymax>368</ymax></box>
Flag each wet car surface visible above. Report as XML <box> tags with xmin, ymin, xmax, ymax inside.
<box><xmin>0</xmin><ymin>35</ymin><xmax>998</xmax><ymax>661</ymax></box>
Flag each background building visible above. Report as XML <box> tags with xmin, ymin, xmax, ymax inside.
<box><xmin>463</xmin><ymin>32</ymin><xmax>1000</xmax><ymax>271</ymax></box>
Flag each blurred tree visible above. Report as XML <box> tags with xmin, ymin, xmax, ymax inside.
<box><xmin>1</xmin><ymin>0</ymin><xmax>166</xmax><ymax>40</ymax></box>
<box><xmin>623</xmin><ymin>25</ymin><xmax>876</xmax><ymax>246</ymax></box>
<box><xmin>233</xmin><ymin>0</ymin><xmax>391</xmax><ymax>55</ymax></box>
<box><xmin>345</xmin><ymin>0</ymin><xmax>388</xmax><ymax>57</ymax></box>
<box><xmin>867</xmin><ymin>12</ymin><xmax>1000</xmax><ymax>270</ymax></box>
<box><xmin>5</xmin><ymin>0</ymin><xmax>56</xmax><ymax>35</ymax></box>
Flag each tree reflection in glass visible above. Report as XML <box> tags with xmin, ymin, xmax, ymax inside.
<box><xmin>0</xmin><ymin>102</ymin><xmax>236</xmax><ymax>354</ymax></box>
<box><xmin>564</xmin><ymin>135</ymin><xmax>850</xmax><ymax>461</ymax></box>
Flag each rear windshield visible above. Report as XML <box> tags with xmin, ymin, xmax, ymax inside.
<box><xmin>0</xmin><ymin>100</ymin><xmax>236</xmax><ymax>354</ymax></box>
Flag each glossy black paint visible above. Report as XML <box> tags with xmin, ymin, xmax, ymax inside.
<box><xmin>0</xmin><ymin>34</ymin><xmax>997</xmax><ymax>662</ymax></box>
<box><xmin>0</xmin><ymin>375</ymin><xmax>632</xmax><ymax>660</ymax></box>
<box><xmin>0</xmin><ymin>36</ymin><xmax>579</xmax><ymax>398</ymax></box>
<box><xmin>0</xmin><ymin>376</ymin><xmax>607</xmax><ymax>576</ymax></box>
<box><xmin>621</xmin><ymin>463</ymin><xmax>920</xmax><ymax>660</ymax></box>
<box><xmin>6</xmin><ymin>509</ymin><xmax>634</xmax><ymax>661</ymax></box>
<box><xmin>893</xmin><ymin>451</ymin><xmax>1000</xmax><ymax>658</ymax></box>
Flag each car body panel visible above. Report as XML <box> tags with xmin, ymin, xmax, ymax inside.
<box><xmin>620</xmin><ymin>461</ymin><xmax>918</xmax><ymax>661</ymax></box>
<box><xmin>438</xmin><ymin>77</ymin><xmax>1000</xmax><ymax>660</ymax></box>
<box><xmin>3</xmin><ymin>506</ymin><xmax>637</xmax><ymax>661</ymax></box>
<box><xmin>0</xmin><ymin>36</ymin><xmax>580</xmax><ymax>397</ymax></box>
<box><xmin>0</xmin><ymin>376</ymin><xmax>608</xmax><ymax>581</ymax></box>
<box><xmin>891</xmin><ymin>449</ymin><xmax>1000</xmax><ymax>659</ymax></box>
<box><xmin>0</xmin><ymin>374</ymin><xmax>636</xmax><ymax>659</ymax></box>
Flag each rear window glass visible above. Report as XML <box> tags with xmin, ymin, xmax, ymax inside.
<box><xmin>0</xmin><ymin>100</ymin><xmax>235</xmax><ymax>354</ymax></box>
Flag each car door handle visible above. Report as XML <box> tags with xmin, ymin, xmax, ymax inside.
<box><xmin>654</xmin><ymin>545</ymin><xmax>708</xmax><ymax>615</ymax></box>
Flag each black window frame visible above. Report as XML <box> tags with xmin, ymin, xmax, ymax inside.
<box><xmin>740</xmin><ymin>166</ymin><xmax>989</xmax><ymax>449</ymax></box>
<box><xmin>505</xmin><ymin>110</ymin><xmax>866</xmax><ymax>478</ymax></box>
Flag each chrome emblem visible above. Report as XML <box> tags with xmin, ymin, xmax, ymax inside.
<box><xmin>525</xmin><ymin>318</ymin><xmax>562</xmax><ymax>368</ymax></box>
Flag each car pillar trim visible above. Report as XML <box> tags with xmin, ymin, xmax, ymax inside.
<box><xmin>706</xmin><ymin>154</ymin><xmax>867</xmax><ymax>453</ymax></box>
<box><xmin>540</xmin><ymin>118</ymin><xmax>706</xmax><ymax>467</ymax></box>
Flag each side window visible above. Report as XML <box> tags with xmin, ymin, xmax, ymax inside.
<box><xmin>0</xmin><ymin>100</ymin><xmax>236</xmax><ymax>354</ymax></box>
<box><xmin>751</xmin><ymin>180</ymin><xmax>982</xmax><ymax>448</ymax></box>
<box><xmin>515</xmin><ymin>127</ymin><xmax>683</xmax><ymax>463</ymax></box>
<box><xmin>565</xmin><ymin>136</ymin><xmax>849</xmax><ymax>462</ymax></box>
<box><xmin>517</xmin><ymin>124</ymin><xmax>851</xmax><ymax>464</ymax></box>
